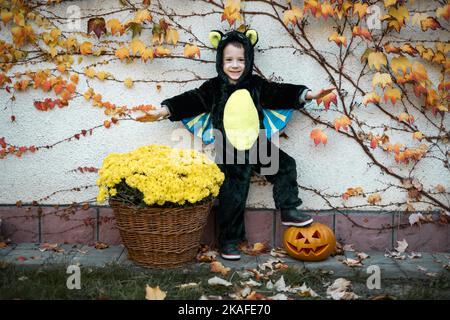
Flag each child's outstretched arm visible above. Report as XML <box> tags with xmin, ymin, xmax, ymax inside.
<box><xmin>256</xmin><ymin>75</ymin><xmax>336</xmax><ymax>109</ymax></box>
<box><xmin>135</xmin><ymin>79</ymin><xmax>215</xmax><ymax>122</ymax></box>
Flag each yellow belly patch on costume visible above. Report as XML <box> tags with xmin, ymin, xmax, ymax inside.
<box><xmin>223</xmin><ymin>89</ymin><xmax>260</xmax><ymax>151</ymax></box>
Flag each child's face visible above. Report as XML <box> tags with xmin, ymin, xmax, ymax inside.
<box><xmin>222</xmin><ymin>44</ymin><xmax>245</xmax><ymax>84</ymax></box>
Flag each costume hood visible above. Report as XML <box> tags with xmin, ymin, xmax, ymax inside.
<box><xmin>209</xmin><ymin>30</ymin><xmax>258</xmax><ymax>86</ymax></box>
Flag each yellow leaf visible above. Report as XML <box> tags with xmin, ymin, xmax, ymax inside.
<box><xmin>391</xmin><ymin>56</ymin><xmax>411</xmax><ymax>75</ymax></box>
<box><xmin>183</xmin><ymin>44</ymin><xmax>200</xmax><ymax>58</ymax></box>
<box><xmin>70</xmin><ymin>74</ymin><xmax>79</xmax><ymax>84</ymax></box>
<box><xmin>115</xmin><ymin>47</ymin><xmax>130</xmax><ymax>61</ymax></box>
<box><xmin>411</xmin><ymin>12</ymin><xmax>428</xmax><ymax>26</ymax></box>
<box><xmin>106</xmin><ymin>18</ymin><xmax>123</xmax><ymax>35</ymax></box>
<box><xmin>372</xmin><ymin>72</ymin><xmax>392</xmax><ymax>89</ymax></box>
<box><xmin>130</xmin><ymin>38</ymin><xmax>145</xmax><ymax>56</ymax></box>
<box><xmin>412</xmin><ymin>131</ymin><xmax>424</xmax><ymax>141</ymax></box>
<box><xmin>362</xmin><ymin>92</ymin><xmax>381</xmax><ymax>106</ymax></box>
<box><xmin>383</xmin><ymin>0</ymin><xmax>397</xmax><ymax>7</ymax></box>
<box><xmin>155</xmin><ymin>46</ymin><xmax>171</xmax><ymax>57</ymax></box>
<box><xmin>165</xmin><ymin>28</ymin><xmax>179</xmax><ymax>45</ymax></box>
<box><xmin>353</xmin><ymin>2</ymin><xmax>368</xmax><ymax>19</ymax></box>
<box><xmin>367</xmin><ymin>194</ymin><xmax>381</xmax><ymax>205</ymax></box>
<box><xmin>411</xmin><ymin>62</ymin><xmax>428</xmax><ymax>82</ymax></box>
<box><xmin>124</xmin><ymin>77</ymin><xmax>133</xmax><ymax>88</ymax></box>
<box><xmin>84</xmin><ymin>67</ymin><xmax>95</xmax><ymax>78</ymax></box>
<box><xmin>415</xmin><ymin>45</ymin><xmax>434</xmax><ymax>61</ymax></box>
<box><xmin>135</xmin><ymin>9</ymin><xmax>152</xmax><ymax>23</ymax></box>
<box><xmin>436</xmin><ymin>42</ymin><xmax>450</xmax><ymax>54</ymax></box>
<box><xmin>83</xmin><ymin>88</ymin><xmax>94</xmax><ymax>101</ymax></box>
<box><xmin>368</xmin><ymin>52</ymin><xmax>387</xmax><ymax>71</ymax></box>
<box><xmin>1</xmin><ymin>10</ymin><xmax>13</xmax><ymax>25</ymax></box>
<box><xmin>14</xmin><ymin>12</ymin><xmax>25</xmax><ymax>27</ymax></box>
<box><xmin>283</xmin><ymin>6</ymin><xmax>303</xmax><ymax>26</ymax></box>
<box><xmin>388</xmin><ymin>5</ymin><xmax>409</xmax><ymax>27</ymax></box>
<box><xmin>145</xmin><ymin>285</ymin><xmax>166</xmax><ymax>300</ymax></box>
<box><xmin>421</xmin><ymin>17</ymin><xmax>441</xmax><ymax>31</ymax></box>
<box><xmin>79</xmin><ymin>42</ymin><xmax>93</xmax><ymax>55</ymax></box>
<box><xmin>57</xmin><ymin>64</ymin><xmax>66</xmax><ymax>73</ymax></box>
<box><xmin>384</xmin><ymin>88</ymin><xmax>401</xmax><ymax>105</ymax></box>
<box><xmin>436</xmin><ymin>4</ymin><xmax>450</xmax><ymax>21</ymax></box>
<box><xmin>398</xmin><ymin>112</ymin><xmax>414</xmax><ymax>124</ymax></box>
<box><xmin>49</xmin><ymin>47</ymin><xmax>58</xmax><ymax>58</ymax></box>
<box><xmin>96</xmin><ymin>71</ymin><xmax>109</xmax><ymax>81</ymax></box>
<box><xmin>141</xmin><ymin>47</ymin><xmax>154</xmax><ymax>62</ymax></box>
<box><xmin>334</xmin><ymin>115</ymin><xmax>351</xmax><ymax>131</ymax></box>
<box><xmin>328</xmin><ymin>31</ymin><xmax>347</xmax><ymax>47</ymax></box>
<box><xmin>50</xmin><ymin>28</ymin><xmax>61</xmax><ymax>40</ymax></box>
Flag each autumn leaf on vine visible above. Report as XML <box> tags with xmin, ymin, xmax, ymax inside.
<box><xmin>316</xmin><ymin>92</ymin><xmax>337</xmax><ymax>110</ymax></box>
<box><xmin>342</xmin><ymin>187</ymin><xmax>364</xmax><ymax>201</ymax></box>
<box><xmin>420</xmin><ymin>17</ymin><xmax>441</xmax><ymax>32</ymax></box>
<box><xmin>436</xmin><ymin>4</ymin><xmax>450</xmax><ymax>21</ymax></box>
<box><xmin>411</xmin><ymin>12</ymin><xmax>428</xmax><ymax>26</ymax></box>
<box><xmin>310</xmin><ymin>128</ymin><xmax>327</xmax><ymax>146</ymax></box>
<box><xmin>95</xmin><ymin>71</ymin><xmax>109</xmax><ymax>81</ymax></box>
<box><xmin>124</xmin><ymin>77</ymin><xmax>133</xmax><ymax>88</ymax></box>
<box><xmin>400</xmin><ymin>43</ymin><xmax>418</xmax><ymax>56</ymax></box>
<box><xmin>106</xmin><ymin>18</ymin><xmax>123</xmax><ymax>35</ymax></box>
<box><xmin>367</xmin><ymin>52</ymin><xmax>387</xmax><ymax>71</ymax></box>
<box><xmin>222</xmin><ymin>0</ymin><xmax>241</xmax><ymax>25</ymax></box>
<box><xmin>1</xmin><ymin>9</ymin><xmax>13</xmax><ymax>25</ymax></box>
<box><xmin>352</xmin><ymin>26</ymin><xmax>372</xmax><ymax>41</ymax></box>
<box><xmin>390</xmin><ymin>56</ymin><xmax>411</xmax><ymax>75</ymax></box>
<box><xmin>84</xmin><ymin>67</ymin><xmax>95</xmax><ymax>78</ymax></box>
<box><xmin>155</xmin><ymin>46</ymin><xmax>171</xmax><ymax>57</ymax></box>
<box><xmin>134</xmin><ymin>9</ymin><xmax>152</xmax><ymax>24</ymax></box>
<box><xmin>352</xmin><ymin>2</ymin><xmax>368</xmax><ymax>19</ymax></box>
<box><xmin>183</xmin><ymin>44</ymin><xmax>200</xmax><ymax>58</ymax></box>
<box><xmin>70</xmin><ymin>74</ymin><xmax>79</xmax><ymax>84</ymax></box>
<box><xmin>398</xmin><ymin>112</ymin><xmax>414</xmax><ymax>125</ymax></box>
<box><xmin>130</xmin><ymin>38</ymin><xmax>145</xmax><ymax>56</ymax></box>
<box><xmin>328</xmin><ymin>31</ymin><xmax>347</xmax><ymax>47</ymax></box>
<box><xmin>381</xmin><ymin>5</ymin><xmax>409</xmax><ymax>32</ymax></box>
<box><xmin>411</xmin><ymin>62</ymin><xmax>428</xmax><ymax>82</ymax></box>
<box><xmin>384</xmin><ymin>43</ymin><xmax>401</xmax><ymax>54</ymax></box>
<box><xmin>141</xmin><ymin>47</ymin><xmax>154</xmax><ymax>62</ymax></box>
<box><xmin>367</xmin><ymin>194</ymin><xmax>381</xmax><ymax>205</ymax></box>
<box><xmin>165</xmin><ymin>28</ymin><xmax>179</xmax><ymax>45</ymax></box>
<box><xmin>320</xmin><ymin>1</ymin><xmax>334</xmax><ymax>20</ymax></box>
<box><xmin>115</xmin><ymin>47</ymin><xmax>130</xmax><ymax>61</ymax></box>
<box><xmin>11</xmin><ymin>25</ymin><xmax>36</xmax><ymax>47</ymax></box>
<box><xmin>87</xmin><ymin>17</ymin><xmax>106</xmax><ymax>39</ymax></box>
<box><xmin>372</xmin><ymin>72</ymin><xmax>392</xmax><ymax>89</ymax></box>
<box><xmin>334</xmin><ymin>115</ymin><xmax>351</xmax><ymax>132</ymax></box>
<box><xmin>383</xmin><ymin>0</ymin><xmax>397</xmax><ymax>7</ymax></box>
<box><xmin>79</xmin><ymin>41</ymin><xmax>93</xmax><ymax>55</ymax></box>
<box><xmin>384</xmin><ymin>88</ymin><xmax>401</xmax><ymax>105</ymax></box>
<box><xmin>412</xmin><ymin>131</ymin><xmax>424</xmax><ymax>141</ymax></box>
<box><xmin>283</xmin><ymin>6</ymin><xmax>303</xmax><ymax>27</ymax></box>
<box><xmin>362</xmin><ymin>92</ymin><xmax>380</xmax><ymax>106</ymax></box>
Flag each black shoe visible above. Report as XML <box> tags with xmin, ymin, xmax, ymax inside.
<box><xmin>281</xmin><ymin>209</ymin><xmax>313</xmax><ymax>227</ymax></box>
<box><xmin>220</xmin><ymin>243</ymin><xmax>241</xmax><ymax>260</ymax></box>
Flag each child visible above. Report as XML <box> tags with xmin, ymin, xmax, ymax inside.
<box><xmin>137</xmin><ymin>30</ymin><xmax>335</xmax><ymax>260</ymax></box>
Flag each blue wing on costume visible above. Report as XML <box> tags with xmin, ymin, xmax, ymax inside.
<box><xmin>181</xmin><ymin>109</ymin><xmax>294</xmax><ymax>144</ymax></box>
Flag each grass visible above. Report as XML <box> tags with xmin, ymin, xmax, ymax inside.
<box><xmin>1</xmin><ymin>262</ymin><xmax>449</xmax><ymax>300</ymax></box>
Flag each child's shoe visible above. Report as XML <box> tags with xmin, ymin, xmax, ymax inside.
<box><xmin>281</xmin><ymin>209</ymin><xmax>313</xmax><ymax>227</ymax></box>
<box><xmin>220</xmin><ymin>243</ymin><xmax>241</xmax><ymax>260</ymax></box>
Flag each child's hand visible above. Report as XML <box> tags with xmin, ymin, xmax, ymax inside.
<box><xmin>306</xmin><ymin>86</ymin><xmax>336</xmax><ymax>100</ymax></box>
<box><xmin>135</xmin><ymin>106</ymin><xmax>169</xmax><ymax>122</ymax></box>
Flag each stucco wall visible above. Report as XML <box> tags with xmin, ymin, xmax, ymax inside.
<box><xmin>0</xmin><ymin>0</ymin><xmax>448</xmax><ymax>211</ymax></box>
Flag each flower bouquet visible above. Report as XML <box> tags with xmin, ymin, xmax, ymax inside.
<box><xmin>96</xmin><ymin>144</ymin><xmax>224</xmax><ymax>268</ymax></box>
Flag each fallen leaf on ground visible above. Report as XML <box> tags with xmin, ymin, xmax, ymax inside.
<box><xmin>208</xmin><ymin>276</ymin><xmax>232</xmax><ymax>287</ymax></box>
<box><xmin>175</xmin><ymin>282</ymin><xmax>200</xmax><ymax>289</ymax></box>
<box><xmin>326</xmin><ymin>278</ymin><xmax>359</xmax><ymax>300</ymax></box>
<box><xmin>267</xmin><ymin>293</ymin><xmax>289</xmax><ymax>300</ymax></box>
<box><xmin>210</xmin><ymin>261</ymin><xmax>231</xmax><ymax>275</ymax></box>
<box><xmin>395</xmin><ymin>239</ymin><xmax>408</xmax><ymax>253</ymax></box>
<box><xmin>297</xmin><ymin>283</ymin><xmax>319</xmax><ymax>297</ymax></box>
<box><xmin>270</xmin><ymin>247</ymin><xmax>287</xmax><ymax>257</ymax></box>
<box><xmin>342</xmin><ymin>258</ymin><xmax>363</xmax><ymax>267</ymax></box>
<box><xmin>343</xmin><ymin>244</ymin><xmax>355</xmax><ymax>252</ymax></box>
<box><xmin>145</xmin><ymin>285</ymin><xmax>166</xmax><ymax>300</ymax></box>
<box><xmin>94</xmin><ymin>241</ymin><xmax>109</xmax><ymax>250</ymax></box>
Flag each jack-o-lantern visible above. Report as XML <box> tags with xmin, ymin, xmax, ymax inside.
<box><xmin>283</xmin><ymin>223</ymin><xmax>336</xmax><ymax>261</ymax></box>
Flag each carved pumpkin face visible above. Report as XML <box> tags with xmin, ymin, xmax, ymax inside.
<box><xmin>283</xmin><ymin>223</ymin><xmax>336</xmax><ymax>261</ymax></box>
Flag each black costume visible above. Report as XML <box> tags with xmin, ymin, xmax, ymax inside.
<box><xmin>162</xmin><ymin>30</ymin><xmax>312</xmax><ymax>249</ymax></box>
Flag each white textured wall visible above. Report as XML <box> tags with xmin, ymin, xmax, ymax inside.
<box><xmin>0</xmin><ymin>0</ymin><xmax>448</xmax><ymax>211</ymax></box>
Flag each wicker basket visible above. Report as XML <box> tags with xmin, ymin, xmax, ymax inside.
<box><xmin>109</xmin><ymin>200</ymin><xmax>213</xmax><ymax>268</ymax></box>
